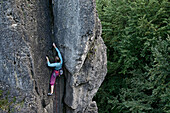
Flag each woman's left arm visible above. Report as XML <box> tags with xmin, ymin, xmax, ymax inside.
<box><xmin>47</xmin><ymin>62</ymin><xmax>60</xmax><ymax>67</ymax></box>
<box><xmin>46</xmin><ymin>56</ymin><xmax>60</xmax><ymax>67</ymax></box>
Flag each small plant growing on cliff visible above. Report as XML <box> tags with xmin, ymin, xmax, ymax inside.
<box><xmin>0</xmin><ymin>90</ymin><xmax>19</xmax><ymax>112</ymax></box>
<box><xmin>0</xmin><ymin>90</ymin><xmax>11</xmax><ymax>111</ymax></box>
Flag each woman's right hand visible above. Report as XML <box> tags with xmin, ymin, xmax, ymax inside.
<box><xmin>46</xmin><ymin>56</ymin><xmax>49</xmax><ymax>62</ymax></box>
<box><xmin>53</xmin><ymin>43</ymin><xmax>56</xmax><ymax>48</ymax></box>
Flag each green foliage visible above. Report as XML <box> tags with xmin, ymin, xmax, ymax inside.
<box><xmin>94</xmin><ymin>0</ymin><xmax>170</xmax><ymax>112</ymax></box>
<box><xmin>0</xmin><ymin>90</ymin><xmax>12</xmax><ymax>112</ymax></box>
<box><xmin>0</xmin><ymin>90</ymin><xmax>20</xmax><ymax>113</ymax></box>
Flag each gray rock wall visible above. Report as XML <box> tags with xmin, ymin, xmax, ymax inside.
<box><xmin>0</xmin><ymin>0</ymin><xmax>54</xmax><ymax>112</ymax></box>
<box><xmin>53</xmin><ymin>0</ymin><xmax>107</xmax><ymax>112</ymax></box>
<box><xmin>53</xmin><ymin>0</ymin><xmax>96</xmax><ymax>74</ymax></box>
<box><xmin>0</xmin><ymin>0</ymin><xmax>107</xmax><ymax>113</ymax></box>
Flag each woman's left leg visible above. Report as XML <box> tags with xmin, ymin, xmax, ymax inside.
<box><xmin>51</xmin><ymin>85</ymin><xmax>54</xmax><ymax>94</ymax></box>
<box><xmin>48</xmin><ymin>72</ymin><xmax>56</xmax><ymax>95</ymax></box>
<box><xmin>48</xmin><ymin>70</ymin><xmax>59</xmax><ymax>96</ymax></box>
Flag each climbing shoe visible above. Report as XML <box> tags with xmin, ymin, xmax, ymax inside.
<box><xmin>47</xmin><ymin>93</ymin><xmax>53</xmax><ymax>96</ymax></box>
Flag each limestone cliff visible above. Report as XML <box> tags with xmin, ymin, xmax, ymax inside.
<box><xmin>0</xmin><ymin>0</ymin><xmax>107</xmax><ymax>113</ymax></box>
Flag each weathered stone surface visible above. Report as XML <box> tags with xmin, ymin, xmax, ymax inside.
<box><xmin>0</xmin><ymin>0</ymin><xmax>107</xmax><ymax>113</ymax></box>
<box><xmin>0</xmin><ymin>0</ymin><xmax>54</xmax><ymax>112</ymax></box>
<box><xmin>84</xmin><ymin>101</ymin><xmax>98</xmax><ymax>113</ymax></box>
<box><xmin>53</xmin><ymin>0</ymin><xmax>107</xmax><ymax>112</ymax></box>
<box><xmin>53</xmin><ymin>0</ymin><xmax>97</xmax><ymax>75</ymax></box>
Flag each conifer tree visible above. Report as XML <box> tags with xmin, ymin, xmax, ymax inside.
<box><xmin>95</xmin><ymin>0</ymin><xmax>170</xmax><ymax>112</ymax></box>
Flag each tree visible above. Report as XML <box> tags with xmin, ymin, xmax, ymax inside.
<box><xmin>94</xmin><ymin>0</ymin><xmax>170</xmax><ymax>112</ymax></box>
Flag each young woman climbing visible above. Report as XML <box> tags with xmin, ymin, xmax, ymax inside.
<box><xmin>46</xmin><ymin>43</ymin><xmax>63</xmax><ymax>96</ymax></box>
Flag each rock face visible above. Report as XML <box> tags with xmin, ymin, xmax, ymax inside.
<box><xmin>0</xmin><ymin>0</ymin><xmax>54</xmax><ymax>112</ymax></box>
<box><xmin>0</xmin><ymin>0</ymin><xmax>107</xmax><ymax>113</ymax></box>
<box><xmin>53</xmin><ymin>0</ymin><xmax>107</xmax><ymax>112</ymax></box>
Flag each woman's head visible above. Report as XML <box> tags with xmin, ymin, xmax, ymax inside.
<box><xmin>55</xmin><ymin>56</ymin><xmax>60</xmax><ymax>62</ymax></box>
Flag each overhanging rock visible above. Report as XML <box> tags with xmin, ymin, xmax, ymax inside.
<box><xmin>53</xmin><ymin>0</ymin><xmax>107</xmax><ymax>112</ymax></box>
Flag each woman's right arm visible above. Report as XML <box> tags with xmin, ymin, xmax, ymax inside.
<box><xmin>53</xmin><ymin>43</ymin><xmax>63</xmax><ymax>64</ymax></box>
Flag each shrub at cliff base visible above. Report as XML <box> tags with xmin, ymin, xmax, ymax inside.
<box><xmin>94</xmin><ymin>0</ymin><xmax>170</xmax><ymax>113</ymax></box>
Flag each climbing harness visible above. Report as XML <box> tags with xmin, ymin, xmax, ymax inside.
<box><xmin>59</xmin><ymin>69</ymin><xmax>63</xmax><ymax>76</ymax></box>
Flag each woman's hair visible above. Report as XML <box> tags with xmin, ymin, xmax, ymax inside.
<box><xmin>55</xmin><ymin>56</ymin><xmax>60</xmax><ymax>62</ymax></box>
